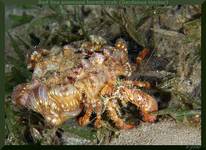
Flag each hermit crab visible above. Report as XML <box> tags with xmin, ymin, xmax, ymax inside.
<box><xmin>12</xmin><ymin>36</ymin><xmax>158</xmax><ymax>129</ymax></box>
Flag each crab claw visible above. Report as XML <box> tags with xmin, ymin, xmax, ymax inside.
<box><xmin>119</xmin><ymin>87</ymin><xmax>158</xmax><ymax>123</ymax></box>
<box><xmin>141</xmin><ymin>111</ymin><xmax>157</xmax><ymax>123</ymax></box>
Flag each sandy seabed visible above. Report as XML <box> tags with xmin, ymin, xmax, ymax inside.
<box><xmin>109</xmin><ymin>120</ymin><xmax>201</xmax><ymax>145</ymax></box>
<box><xmin>62</xmin><ymin>120</ymin><xmax>201</xmax><ymax>145</ymax></box>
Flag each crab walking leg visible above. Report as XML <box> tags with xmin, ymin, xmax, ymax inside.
<box><xmin>78</xmin><ymin>104</ymin><xmax>93</xmax><ymax>127</ymax></box>
<box><xmin>94</xmin><ymin>101</ymin><xmax>103</xmax><ymax>128</ymax></box>
<box><xmin>119</xmin><ymin>87</ymin><xmax>158</xmax><ymax>123</ymax></box>
<box><xmin>123</xmin><ymin>80</ymin><xmax>151</xmax><ymax>89</ymax></box>
<box><xmin>107</xmin><ymin>100</ymin><xmax>135</xmax><ymax>129</ymax></box>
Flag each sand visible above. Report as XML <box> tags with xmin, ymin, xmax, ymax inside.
<box><xmin>63</xmin><ymin>120</ymin><xmax>201</xmax><ymax>145</ymax></box>
<box><xmin>109</xmin><ymin>120</ymin><xmax>201</xmax><ymax>145</ymax></box>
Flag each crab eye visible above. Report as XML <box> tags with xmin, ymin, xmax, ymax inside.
<box><xmin>115</xmin><ymin>38</ymin><xmax>128</xmax><ymax>52</ymax></box>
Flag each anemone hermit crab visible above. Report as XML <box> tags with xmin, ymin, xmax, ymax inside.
<box><xmin>12</xmin><ymin>36</ymin><xmax>158</xmax><ymax>129</ymax></box>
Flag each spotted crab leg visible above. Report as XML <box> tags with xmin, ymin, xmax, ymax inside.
<box><xmin>78</xmin><ymin>104</ymin><xmax>93</xmax><ymax>127</ymax></box>
<box><xmin>94</xmin><ymin>101</ymin><xmax>103</xmax><ymax>128</ymax></box>
<box><xmin>107</xmin><ymin>100</ymin><xmax>135</xmax><ymax>129</ymax></box>
<box><xmin>136</xmin><ymin>48</ymin><xmax>150</xmax><ymax>65</ymax></box>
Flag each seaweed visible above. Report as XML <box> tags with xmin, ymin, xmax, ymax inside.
<box><xmin>62</xmin><ymin>124</ymin><xmax>96</xmax><ymax>141</ymax></box>
<box><xmin>5</xmin><ymin>33</ymin><xmax>32</xmax><ymax>95</ymax></box>
<box><xmin>103</xmin><ymin>6</ymin><xmax>169</xmax><ymax>48</ymax></box>
<box><xmin>8</xmin><ymin>12</ymin><xmax>34</xmax><ymax>29</ymax></box>
<box><xmin>156</xmin><ymin>77</ymin><xmax>201</xmax><ymax>126</ymax></box>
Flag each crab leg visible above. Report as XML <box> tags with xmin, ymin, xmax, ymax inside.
<box><xmin>136</xmin><ymin>48</ymin><xmax>150</xmax><ymax>65</ymax></box>
<box><xmin>78</xmin><ymin>104</ymin><xmax>93</xmax><ymax>127</ymax></box>
<box><xmin>107</xmin><ymin>100</ymin><xmax>135</xmax><ymax>129</ymax></box>
<box><xmin>94</xmin><ymin>101</ymin><xmax>103</xmax><ymax>128</ymax></box>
